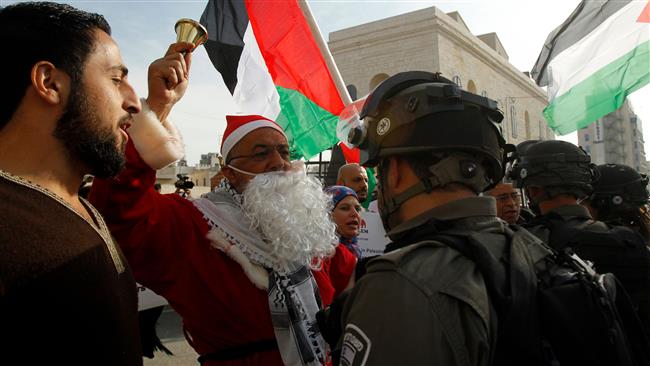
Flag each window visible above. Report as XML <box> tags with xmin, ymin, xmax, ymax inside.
<box><xmin>467</xmin><ymin>80</ymin><xmax>477</xmax><ymax>93</ymax></box>
<box><xmin>524</xmin><ymin>111</ymin><xmax>530</xmax><ymax>139</ymax></box>
<box><xmin>584</xmin><ymin>133</ymin><xmax>590</xmax><ymax>142</ymax></box>
<box><xmin>369</xmin><ymin>74</ymin><xmax>389</xmax><ymax>91</ymax></box>
<box><xmin>510</xmin><ymin>105</ymin><xmax>517</xmax><ymax>138</ymax></box>
<box><xmin>525</xmin><ymin>120</ymin><xmax>531</xmax><ymax>139</ymax></box>
<box><xmin>481</xmin><ymin>90</ymin><xmax>488</xmax><ymax>98</ymax></box>
<box><xmin>347</xmin><ymin>84</ymin><xmax>358</xmax><ymax>100</ymax></box>
<box><xmin>453</xmin><ymin>75</ymin><xmax>462</xmax><ymax>88</ymax></box>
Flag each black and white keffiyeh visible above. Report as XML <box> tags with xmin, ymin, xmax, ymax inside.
<box><xmin>194</xmin><ymin>179</ymin><xmax>327</xmax><ymax>366</ymax></box>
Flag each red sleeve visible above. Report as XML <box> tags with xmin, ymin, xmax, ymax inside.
<box><xmin>89</xmin><ymin>139</ymin><xmax>205</xmax><ymax>296</ymax></box>
<box><xmin>328</xmin><ymin>245</ymin><xmax>357</xmax><ymax>298</ymax></box>
<box><xmin>312</xmin><ymin>261</ymin><xmax>335</xmax><ymax>308</ymax></box>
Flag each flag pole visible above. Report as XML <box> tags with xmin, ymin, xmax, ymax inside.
<box><xmin>298</xmin><ymin>0</ymin><xmax>353</xmax><ymax>106</ymax></box>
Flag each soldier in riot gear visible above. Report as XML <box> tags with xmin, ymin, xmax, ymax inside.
<box><xmin>583</xmin><ymin>163</ymin><xmax>650</xmax><ymax>241</ymax></box>
<box><xmin>509</xmin><ymin>140</ymin><xmax>593</xmax><ymax>217</ymax></box>
<box><xmin>507</xmin><ymin>140</ymin><xmax>541</xmax><ymax>221</ymax></box>
<box><xmin>512</xmin><ymin>141</ymin><xmax>650</xmax><ymax>333</ymax></box>
<box><xmin>332</xmin><ymin>71</ymin><xmax>520</xmax><ymax>365</ymax></box>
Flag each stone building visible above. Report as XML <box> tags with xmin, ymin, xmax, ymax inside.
<box><xmin>328</xmin><ymin>6</ymin><xmax>553</xmax><ymax>146</ymax></box>
<box><xmin>155</xmin><ymin>153</ymin><xmax>221</xmax><ymax>196</ymax></box>
<box><xmin>578</xmin><ymin>100</ymin><xmax>648</xmax><ymax>173</ymax></box>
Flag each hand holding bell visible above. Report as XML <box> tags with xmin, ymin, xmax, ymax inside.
<box><xmin>174</xmin><ymin>18</ymin><xmax>208</xmax><ymax>54</ymax></box>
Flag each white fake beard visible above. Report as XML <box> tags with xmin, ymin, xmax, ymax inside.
<box><xmin>242</xmin><ymin>169</ymin><xmax>337</xmax><ymax>269</ymax></box>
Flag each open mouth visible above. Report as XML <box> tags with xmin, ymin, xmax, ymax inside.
<box><xmin>345</xmin><ymin>219</ymin><xmax>359</xmax><ymax>230</ymax></box>
<box><xmin>119</xmin><ymin>120</ymin><xmax>132</xmax><ymax>131</ymax></box>
<box><xmin>117</xmin><ymin>122</ymin><xmax>130</xmax><ymax>142</ymax></box>
<box><xmin>503</xmin><ymin>210</ymin><xmax>518</xmax><ymax>219</ymax></box>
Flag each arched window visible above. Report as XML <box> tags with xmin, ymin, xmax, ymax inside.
<box><xmin>453</xmin><ymin>75</ymin><xmax>462</xmax><ymax>88</ymax></box>
<box><xmin>510</xmin><ymin>105</ymin><xmax>517</xmax><ymax>138</ymax></box>
<box><xmin>481</xmin><ymin>90</ymin><xmax>488</xmax><ymax>98</ymax></box>
<box><xmin>369</xmin><ymin>73</ymin><xmax>389</xmax><ymax>91</ymax></box>
<box><xmin>525</xmin><ymin>111</ymin><xmax>530</xmax><ymax>139</ymax></box>
<box><xmin>467</xmin><ymin>80</ymin><xmax>477</xmax><ymax>93</ymax></box>
<box><xmin>347</xmin><ymin>84</ymin><xmax>358</xmax><ymax>100</ymax></box>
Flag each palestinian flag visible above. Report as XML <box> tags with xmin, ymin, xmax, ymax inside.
<box><xmin>531</xmin><ymin>0</ymin><xmax>650</xmax><ymax>135</ymax></box>
<box><xmin>200</xmin><ymin>0</ymin><xmax>359</xmax><ymax>162</ymax></box>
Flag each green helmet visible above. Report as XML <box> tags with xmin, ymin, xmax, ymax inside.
<box><xmin>345</xmin><ymin>71</ymin><xmax>508</xmax><ymax>190</ymax></box>
<box><xmin>509</xmin><ymin>140</ymin><xmax>595</xmax><ymax>198</ymax></box>
<box><xmin>591</xmin><ymin>164</ymin><xmax>649</xmax><ymax>210</ymax></box>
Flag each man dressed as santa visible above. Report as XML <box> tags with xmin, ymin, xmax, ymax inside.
<box><xmin>90</xmin><ymin>47</ymin><xmax>337</xmax><ymax>366</ymax></box>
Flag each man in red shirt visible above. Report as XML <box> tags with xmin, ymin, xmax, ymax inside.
<box><xmin>91</xmin><ymin>53</ymin><xmax>337</xmax><ymax>365</ymax></box>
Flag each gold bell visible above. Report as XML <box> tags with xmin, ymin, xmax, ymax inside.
<box><xmin>174</xmin><ymin>18</ymin><xmax>208</xmax><ymax>52</ymax></box>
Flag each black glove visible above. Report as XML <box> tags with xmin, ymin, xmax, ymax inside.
<box><xmin>317</xmin><ymin>289</ymin><xmax>351</xmax><ymax>348</ymax></box>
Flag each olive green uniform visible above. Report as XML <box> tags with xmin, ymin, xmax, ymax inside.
<box><xmin>337</xmin><ymin>197</ymin><xmax>502</xmax><ymax>366</ymax></box>
<box><xmin>523</xmin><ymin>204</ymin><xmax>606</xmax><ymax>243</ymax></box>
<box><xmin>523</xmin><ymin>204</ymin><xmax>650</xmax><ymax>334</ymax></box>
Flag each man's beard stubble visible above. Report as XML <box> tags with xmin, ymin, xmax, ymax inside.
<box><xmin>53</xmin><ymin>84</ymin><xmax>128</xmax><ymax>179</ymax></box>
<box><xmin>241</xmin><ymin>169</ymin><xmax>337</xmax><ymax>269</ymax></box>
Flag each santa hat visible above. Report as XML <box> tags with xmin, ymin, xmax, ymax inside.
<box><xmin>221</xmin><ymin>115</ymin><xmax>286</xmax><ymax>161</ymax></box>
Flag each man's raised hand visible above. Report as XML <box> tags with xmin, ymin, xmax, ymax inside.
<box><xmin>146</xmin><ymin>41</ymin><xmax>194</xmax><ymax>122</ymax></box>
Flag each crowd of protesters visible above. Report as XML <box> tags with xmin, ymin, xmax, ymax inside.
<box><xmin>2</xmin><ymin>2</ymin><xmax>650</xmax><ymax>366</ymax></box>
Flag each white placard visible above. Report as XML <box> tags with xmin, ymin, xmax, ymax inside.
<box><xmin>137</xmin><ymin>283</ymin><xmax>168</xmax><ymax>311</ymax></box>
<box><xmin>357</xmin><ymin>212</ymin><xmax>391</xmax><ymax>257</ymax></box>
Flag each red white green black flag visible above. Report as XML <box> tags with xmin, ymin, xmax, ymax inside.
<box><xmin>532</xmin><ymin>0</ymin><xmax>650</xmax><ymax>135</ymax></box>
<box><xmin>200</xmin><ymin>0</ymin><xmax>359</xmax><ymax>163</ymax></box>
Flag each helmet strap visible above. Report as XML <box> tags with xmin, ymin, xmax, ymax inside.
<box><xmin>380</xmin><ymin>175</ymin><xmax>441</xmax><ymax>231</ymax></box>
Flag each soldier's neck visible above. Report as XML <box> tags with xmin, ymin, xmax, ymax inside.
<box><xmin>538</xmin><ymin>195</ymin><xmax>579</xmax><ymax>215</ymax></box>
<box><xmin>397</xmin><ymin>187</ymin><xmax>475</xmax><ymax>223</ymax></box>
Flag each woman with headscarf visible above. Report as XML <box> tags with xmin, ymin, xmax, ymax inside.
<box><xmin>323</xmin><ymin>185</ymin><xmax>362</xmax><ymax>299</ymax></box>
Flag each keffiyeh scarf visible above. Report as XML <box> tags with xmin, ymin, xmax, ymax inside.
<box><xmin>194</xmin><ymin>179</ymin><xmax>327</xmax><ymax>366</ymax></box>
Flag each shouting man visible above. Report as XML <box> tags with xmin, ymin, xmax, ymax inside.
<box><xmin>0</xmin><ymin>2</ymin><xmax>187</xmax><ymax>364</ymax></box>
<box><xmin>90</xmin><ymin>113</ymin><xmax>337</xmax><ymax>365</ymax></box>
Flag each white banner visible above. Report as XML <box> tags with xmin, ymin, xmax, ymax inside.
<box><xmin>357</xmin><ymin>212</ymin><xmax>391</xmax><ymax>257</ymax></box>
<box><xmin>137</xmin><ymin>283</ymin><xmax>168</xmax><ymax>311</ymax></box>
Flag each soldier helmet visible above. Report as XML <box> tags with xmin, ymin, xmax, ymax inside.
<box><xmin>343</xmin><ymin>71</ymin><xmax>510</xmax><ymax>193</ymax></box>
<box><xmin>591</xmin><ymin>164</ymin><xmax>649</xmax><ymax>210</ymax></box>
<box><xmin>515</xmin><ymin>140</ymin><xmax>540</xmax><ymax>158</ymax></box>
<box><xmin>508</xmin><ymin>140</ymin><xmax>596</xmax><ymax>198</ymax></box>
